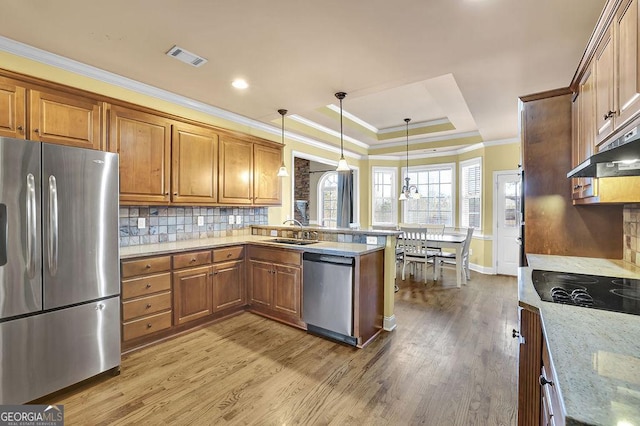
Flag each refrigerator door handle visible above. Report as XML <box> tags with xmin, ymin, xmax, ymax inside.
<box><xmin>26</xmin><ymin>173</ymin><xmax>37</xmax><ymax>278</ymax></box>
<box><xmin>48</xmin><ymin>175</ymin><xmax>58</xmax><ymax>276</ymax></box>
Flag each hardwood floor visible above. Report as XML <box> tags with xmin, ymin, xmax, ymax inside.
<box><xmin>49</xmin><ymin>268</ymin><xmax>519</xmax><ymax>425</ymax></box>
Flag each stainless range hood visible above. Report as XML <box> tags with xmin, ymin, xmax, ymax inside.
<box><xmin>567</xmin><ymin>126</ymin><xmax>640</xmax><ymax>178</ymax></box>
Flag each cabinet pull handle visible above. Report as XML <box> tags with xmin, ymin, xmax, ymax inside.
<box><xmin>539</xmin><ymin>375</ymin><xmax>554</xmax><ymax>387</ymax></box>
<box><xmin>147</xmin><ymin>323</ymin><xmax>153</xmax><ymax>328</ymax></box>
<box><xmin>603</xmin><ymin>110</ymin><xmax>616</xmax><ymax>120</ymax></box>
<box><xmin>512</xmin><ymin>329</ymin><xmax>520</xmax><ymax>338</ymax></box>
<box><xmin>146</xmin><ymin>303</ymin><xmax>152</xmax><ymax>309</ymax></box>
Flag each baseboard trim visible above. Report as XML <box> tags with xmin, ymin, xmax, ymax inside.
<box><xmin>383</xmin><ymin>315</ymin><xmax>397</xmax><ymax>331</ymax></box>
<box><xmin>470</xmin><ymin>263</ymin><xmax>495</xmax><ymax>275</ymax></box>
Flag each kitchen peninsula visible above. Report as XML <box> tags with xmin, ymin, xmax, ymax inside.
<box><xmin>120</xmin><ymin>228</ymin><xmax>396</xmax><ymax>352</ymax></box>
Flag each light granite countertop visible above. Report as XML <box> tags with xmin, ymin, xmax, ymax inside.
<box><xmin>120</xmin><ymin>235</ymin><xmax>384</xmax><ymax>259</ymax></box>
<box><xmin>520</xmin><ymin>254</ymin><xmax>640</xmax><ymax>426</ymax></box>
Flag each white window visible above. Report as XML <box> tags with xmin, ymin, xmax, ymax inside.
<box><xmin>371</xmin><ymin>167</ymin><xmax>397</xmax><ymax>225</ymax></box>
<box><xmin>460</xmin><ymin>157</ymin><xmax>482</xmax><ymax>230</ymax></box>
<box><xmin>318</xmin><ymin>172</ymin><xmax>338</xmax><ymax>227</ymax></box>
<box><xmin>402</xmin><ymin>163</ymin><xmax>455</xmax><ymax>225</ymax></box>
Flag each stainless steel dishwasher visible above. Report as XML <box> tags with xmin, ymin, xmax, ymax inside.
<box><xmin>302</xmin><ymin>252</ymin><xmax>356</xmax><ymax>346</ymax></box>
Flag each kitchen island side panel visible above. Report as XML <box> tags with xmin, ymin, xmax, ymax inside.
<box><xmin>521</xmin><ymin>91</ymin><xmax>623</xmax><ymax>258</ymax></box>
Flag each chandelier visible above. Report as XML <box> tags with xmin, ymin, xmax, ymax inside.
<box><xmin>399</xmin><ymin>118</ymin><xmax>420</xmax><ymax>201</ymax></box>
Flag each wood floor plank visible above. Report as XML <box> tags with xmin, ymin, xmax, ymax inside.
<box><xmin>47</xmin><ymin>268</ymin><xmax>518</xmax><ymax>425</ymax></box>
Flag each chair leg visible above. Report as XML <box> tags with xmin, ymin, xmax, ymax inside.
<box><xmin>402</xmin><ymin>261</ymin><xmax>407</xmax><ymax>280</ymax></box>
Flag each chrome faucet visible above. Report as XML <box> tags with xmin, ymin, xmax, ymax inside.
<box><xmin>283</xmin><ymin>219</ymin><xmax>304</xmax><ymax>239</ymax></box>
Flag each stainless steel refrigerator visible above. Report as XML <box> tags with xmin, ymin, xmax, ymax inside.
<box><xmin>0</xmin><ymin>137</ymin><xmax>121</xmax><ymax>404</ymax></box>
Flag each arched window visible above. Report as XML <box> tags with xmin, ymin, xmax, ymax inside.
<box><xmin>318</xmin><ymin>172</ymin><xmax>338</xmax><ymax>227</ymax></box>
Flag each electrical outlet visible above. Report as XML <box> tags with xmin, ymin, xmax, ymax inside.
<box><xmin>228</xmin><ymin>215</ymin><xmax>235</xmax><ymax>225</ymax></box>
<box><xmin>366</xmin><ymin>236</ymin><xmax>377</xmax><ymax>245</ymax></box>
<box><xmin>137</xmin><ymin>217</ymin><xmax>145</xmax><ymax>229</ymax></box>
<box><xmin>235</xmin><ymin>215</ymin><xmax>242</xmax><ymax>225</ymax></box>
<box><xmin>270</xmin><ymin>230</ymin><xmax>278</xmax><ymax>236</ymax></box>
<box><xmin>197</xmin><ymin>216</ymin><xmax>204</xmax><ymax>226</ymax></box>
<box><xmin>469</xmin><ymin>248</ymin><xmax>473</xmax><ymax>255</ymax></box>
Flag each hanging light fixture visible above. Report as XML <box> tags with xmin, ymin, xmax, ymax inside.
<box><xmin>335</xmin><ymin>91</ymin><xmax>350</xmax><ymax>171</ymax></box>
<box><xmin>276</xmin><ymin>109</ymin><xmax>289</xmax><ymax>177</ymax></box>
<box><xmin>399</xmin><ymin>118</ymin><xmax>420</xmax><ymax>201</ymax></box>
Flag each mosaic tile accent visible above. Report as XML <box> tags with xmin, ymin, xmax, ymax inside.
<box><xmin>624</xmin><ymin>204</ymin><xmax>640</xmax><ymax>265</ymax></box>
<box><xmin>120</xmin><ymin>206</ymin><xmax>268</xmax><ymax>247</ymax></box>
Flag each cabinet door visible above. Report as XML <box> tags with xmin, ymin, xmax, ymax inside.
<box><xmin>253</xmin><ymin>143</ymin><xmax>282</xmax><ymax>205</ymax></box>
<box><xmin>517</xmin><ymin>307</ymin><xmax>542</xmax><ymax>426</ymax></box>
<box><xmin>218</xmin><ymin>135</ymin><xmax>253</xmax><ymax>204</ymax></box>
<box><xmin>272</xmin><ymin>264</ymin><xmax>301</xmax><ymax>318</ymax></box>
<box><xmin>571</xmin><ymin>95</ymin><xmax>583</xmax><ymax>200</ymax></box>
<box><xmin>594</xmin><ymin>27</ymin><xmax>616</xmax><ymax>145</ymax></box>
<box><xmin>212</xmin><ymin>260</ymin><xmax>245</xmax><ymax>311</ymax></box>
<box><xmin>248</xmin><ymin>260</ymin><xmax>273</xmax><ymax>308</ymax></box>
<box><xmin>108</xmin><ymin>105</ymin><xmax>172</xmax><ymax>204</ymax></box>
<box><xmin>0</xmin><ymin>78</ymin><xmax>26</xmax><ymax>139</ymax></box>
<box><xmin>29</xmin><ymin>90</ymin><xmax>101</xmax><ymax>149</ymax></box>
<box><xmin>616</xmin><ymin>0</ymin><xmax>640</xmax><ymax>127</ymax></box>
<box><xmin>172</xmin><ymin>122</ymin><xmax>218</xmax><ymax>204</ymax></box>
<box><xmin>173</xmin><ymin>265</ymin><xmax>212</xmax><ymax>325</ymax></box>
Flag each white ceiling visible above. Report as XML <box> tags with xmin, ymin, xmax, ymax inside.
<box><xmin>0</xmin><ymin>0</ymin><xmax>606</xmax><ymax>157</ymax></box>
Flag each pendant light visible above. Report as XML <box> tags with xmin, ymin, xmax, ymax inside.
<box><xmin>335</xmin><ymin>92</ymin><xmax>350</xmax><ymax>171</ymax></box>
<box><xmin>276</xmin><ymin>109</ymin><xmax>289</xmax><ymax>177</ymax></box>
<box><xmin>399</xmin><ymin>118</ymin><xmax>420</xmax><ymax>201</ymax></box>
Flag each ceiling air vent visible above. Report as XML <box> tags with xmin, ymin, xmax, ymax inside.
<box><xmin>166</xmin><ymin>45</ymin><xmax>208</xmax><ymax>67</ymax></box>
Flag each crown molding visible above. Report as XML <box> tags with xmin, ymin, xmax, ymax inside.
<box><xmin>367</xmin><ymin>137</ymin><xmax>519</xmax><ymax>161</ymax></box>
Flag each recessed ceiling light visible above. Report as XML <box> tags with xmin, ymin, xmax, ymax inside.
<box><xmin>232</xmin><ymin>79</ymin><xmax>249</xmax><ymax>89</ymax></box>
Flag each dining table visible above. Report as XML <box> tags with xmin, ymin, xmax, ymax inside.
<box><xmin>425</xmin><ymin>233</ymin><xmax>468</xmax><ymax>288</ymax></box>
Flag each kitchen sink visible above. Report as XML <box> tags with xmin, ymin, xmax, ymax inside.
<box><xmin>268</xmin><ymin>238</ymin><xmax>318</xmax><ymax>245</ymax></box>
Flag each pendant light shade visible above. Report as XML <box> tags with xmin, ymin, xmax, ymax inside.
<box><xmin>277</xmin><ymin>109</ymin><xmax>289</xmax><ymax>177</ymax></box>
<box><xmin>335</xmin><ymin>92</ymin><xmax>350</xmax><ymax>171</ymax></box>
<box><xmin>400</xmin><ymin>118</ymin><xmax>420</xmax><ymax>201</ymax></box>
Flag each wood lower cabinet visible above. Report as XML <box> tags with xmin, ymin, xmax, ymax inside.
<box><xmin>121</xmin><ymin>255</ymin><xmax>173</xmax><ymax>347</ymax></box>
<box><xmin>213</xmin><ymin>260</ymin><xmax>245</xmax><ymax>311</ymax></box>
<box><xmin>108</xmin><ymin>105</ymin><xmax>172</xmax><ymax>205</ymax></box>
<box><xmin>0</xmin><ymin>77</ymin><xmax>26</xmax><ymax>139</ymax></box>
<box><xmin>173</xmin><ymin>265</ymin><xmax>213</xmax><ymax>325</ymax></box>
<box><xmin>247</xmin><ymin>246</ymin><xmax>303</xmax><ymax>327</ymax></box>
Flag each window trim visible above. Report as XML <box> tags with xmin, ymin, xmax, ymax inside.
<box><xmin>371</xmin><ymin>166</ymin><xmax>398</xmax><ymax>226</ymax></box>
<box><xmin>401</xmin><ymin>162</ymin><xmax>456</xmax><ymax>226</ymax></box>
<box><xmin>459</xmin><ymin>157</ymin><xmax>482</xmax><ymax>231</ymax></box>
<box><xmin>317</xmin><ymin>171</ymin><xmax>338</xmax><ymax>227</ymax></box>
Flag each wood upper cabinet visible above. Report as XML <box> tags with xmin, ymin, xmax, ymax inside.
<box><xmin>595</xmin><ymin>26</ymin><xmax>615</xmax><ymax>145</ymax></box>
<box><xmin>572</xmin><ymin>66</ymin><xmax>597</xmax><ymax>201</ymax></box>
<box><xmin>218</xmin><ymin>135</ymin><xmax>253</xmax><ymax>204</ymax></box>
<box><xmin>29</xmin><ymin>90</ymin><xmax>102</xmax><ymax>149</ymax></box>
<box><xmin>0</xmin><ymin>78</ymin><xmax>26</xmax><ymax>139</ymax></box>
<box><xmin>108</xmin><ymin>105</ymin><xmax>172</xmax><ymax>204</ymax></box>
<box><xmin>253</xmin><ymin>143</ymin><xmax>282</xmax><ymax>205</ymax></box>
<box><xmin>616</xmin><ymin>0</ymin><xmax>640</xmax><ymax>127</ymax></box>
<box><xmin>172</xmin><ymin>122</ymin><xmax>218</xmax><ymax>204</ymax></box>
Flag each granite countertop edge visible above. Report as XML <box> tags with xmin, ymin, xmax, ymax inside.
<box><xmin>120</xmin><ymin>235</ymin><xmax>385</xmax><ymax>259</ymax></box>
<box><xmin>519</xmin><ymin>254</ymin><xmax>640</xmax><ymax>426</ymax></box>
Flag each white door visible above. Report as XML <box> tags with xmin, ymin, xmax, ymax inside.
<box><xmin>495</xmin><ymin>172</ymin><xmax>521</xmax><ymax>276</ymax></box>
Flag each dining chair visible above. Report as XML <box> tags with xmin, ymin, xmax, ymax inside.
<box><xmin>435</xmin><ymin>227</ymin><xmax>474</xmax><ymax>282</ymax></box>
<box><xmin>399</xmin><ymin>227</ymin><xmax>438</xmax><ymax>283</ymax></box>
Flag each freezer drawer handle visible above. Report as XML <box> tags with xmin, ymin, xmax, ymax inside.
<box><xmin>48</xmin><ymin>175</ymin><xmax>59</xmax><ymax>276</ymax></box>
<box><xmin>26</xmin><ymin>174</ymin><xmax>37</xmax><ymax>277</ymax></box>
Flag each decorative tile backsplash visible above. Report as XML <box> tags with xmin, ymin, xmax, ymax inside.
<box><xmin>119</xmin><ymin>206</ymin><xmax>268</xmax><ymax>247</ymax></box>
<box><xmin>624</xmin><ymin>204</ymin><xmax>640</xmax><ymax>265</ymax></box>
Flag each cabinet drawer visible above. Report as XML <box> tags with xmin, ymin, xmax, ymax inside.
<box><xmin>213</xmin><ymin>246</ymin><xmax>244</xmax><ymax>263</ymax></box>
<box><xmin>173</xmin><ymin>250</ymin><xmax>212</xmax><ymax>269</ymax></box>
<box><xmin>122</xmin><ymin>272</ymin><xmax>172</xmax><ymax>299</ymax></box>
<box><xmin>248</xmin><ymin>246</ymin><xmax>301</xmax><ymax>266</ymax></box>
<box><xmin>122</xmin><ymin>256</ymin><xmax>171</xmax><ymax>278</ymax></box>
<box><xmin>122</xmin><ymin>291</ymin><xmax>172</xmax><ymax>321</ymax></box>
<box><xmin>123</xmin><ymin>311</ymin><xmax>172</xmax><ymax>341</ymax></box>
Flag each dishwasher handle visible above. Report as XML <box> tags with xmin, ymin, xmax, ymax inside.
<box><xmin>303</xmin><ymin>252</ymin><xmax>354</xmax><ymax>266</ymax></box>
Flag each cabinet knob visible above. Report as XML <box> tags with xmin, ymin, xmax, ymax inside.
<box><xmin>147</xmin><ymin>323</ymin><xmax>153</xmax><ymax>328</ymax></box>
<box><xmin>146</xmin><ymin>283</ymin><xmax>152</xmax><ymax>289</ymax></box>
<box><xmin>165</xmin><ymin>192</ymin><xmax>169</xmax><ymax>196</ymax></box>
<box><xmin>512</xmin><ymin>329</ymin><xmax>520</xmax><ymax>338</ymax></box>
<box><xmin>17</xmin><ymin>125</ymin><xmax>23</xmax><ymax>132</ymax></box>
<box><xmin>227</xmin><ymin>253</ymin><xmax>232</xmax><ymax>258</ymax></box>
<box><xmin>603</xmin><ymin>110</ymin><xmax>616</xmax><ymax>120</ymax></box>
<box><xmin>539</xmin><ymin>375</ymin><xmax>554</xmax><ymax>387</ymax></box>
<box><xmin>145</xmin><ymin>264</ymin><xmax>151</xmax><ymax>269</ymax></box>
<box><xmin>190</xmin><ymin>258</ymin><xmax>196</xmax><ymax>263</ymax></box>
<box><xmin>34</xmin><ymin>128</ymin><xmax>39</xmax><ymax>133</ymax></box>
<box><xmin>146</xmin><ymin>303</ymin><xmax>151</xmax><ymax>309</ymax></box>
<box><xmin>174</xmin><ymin>192</ymin><xmax>178</xmax><ymax>196</ymax></box>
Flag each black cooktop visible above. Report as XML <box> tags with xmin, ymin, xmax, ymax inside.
<box><xmin>531</xmin><ymin>270</ymin><xmax>640</xmax><ymax>316</ymax></box>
